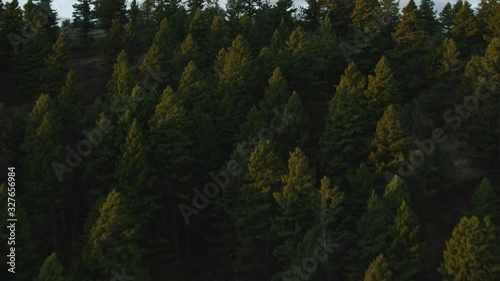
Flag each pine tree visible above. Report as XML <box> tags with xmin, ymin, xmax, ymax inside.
<box><xmin>187</xmin><ymin>0</ymin><xmax>204</xmax><ymax>14</ymax></box>
<box><xmin>152</xmin><ymin>17</ymin><xmax>178</xmax><ymax>62</ymax></box>
<box><xmin>286</xmin><ymin>26</ymin><xmax>313</xmax><ymax>94</ymax></box>
<box><xmin>10</xmin><ymin>0</ymin><xmax>52</xmax><ymax>98</ymax></box>
<box><xmin>274</xmin><ymin>0</ymin><xmax>296</xmax><ymax>25</ymax></box>
<box><xmin>188</xmin><ymin>8</ymin><xmax>209</xmax><ymax>54</ymax></box>
<box><xmin>102</xmin><ymin>19</ymin><xmax>124</xmax><ymax>65</ymax></box>
<box><xmin>93</xmin><ymin>0</ymin><xmax>127</xmax><ymax>28</ymax></box>
<box><xmin>81</xmin><ymin>189</ymin><xmax>150</xmax><ymax>281</ymax></box>
<box><xmin>364</xmin><ymin>254</ymin><xmax>393</xmax><ymax>281</ymax></box>
<box><xmin>419</xmin><ymin>37</ymin><xmax>462</xmax><ymax>114</ymax></box>
<box><xmin>440</xmin><ymin>38</ymin><xmax>462</xmax><ymax>73</ymax></box>
<box><xmin>259</xmin><ymin>67</ymin><xmax>289</xmax><ymax>115</ymax></box>
<box><xmin>57</xmin><ymin>69</ymin><xmax>81</xmax><ymax>136</ymax></box>
<box><xmin>232</xmin><ymin>141</ymin><xmax>286</xmax><ymax>280</ymax></box>
<box><xmin>366</xmin><ymin>56</ymin><xmax>398</xmax><ymax>119</ymax></box>
<box><xmin>148</xmin><ymin>86</ymin><xmax>192</xmax><ymax>260</ymax></box>
<box><xmin>178</xmin><ymin>34</ymin><xmax>200</xmax><ymax>71</ymax></box>
<box><xmin>72</xmin><ymin>0</ymin><xmax>92</xmax><ymax>43</ymax></box>
<box><xmin>311</xmin><ymin>14</ymin><xmax>344</xmax><ymax>96</ymax></box>
<box><xmin>107</xmin><ymin>51</ymin><xmax>134</xmax><ymax>107</ymax></box>
<box><xmin>214</xmin><ymin>34</ymin><xmax>255</xmax><ymax>152</ymax></box>
<box><xmin>470</xmin><ymin>177</ymin><xmax>498</xmax><ymax>220</ymax></box>
<box><xmin>439</xmin><ymin>2</ymin><xmax>454</xmax><ymax>34</ymax></box>
<box><xmin>324</xmin><ymin>0</ymin><xmax>355</xmax><ymax>39</ymax></box>
<box><xmin>315</xmin><ymin>176</ymin><xmax>345</xmax><ymax>278</ymax></box>
<box><xmin>387</xmin><ymin>200</ymin><xmax>422</xmax><ymax>281</ymax></box>
<box><xmin>379</xmin><ymin>0</ymin><xmax>400</xmax><ymax>31</ymax></box>
<box><xmin>369</xmin><ymin>105</ymin><xmax>410</xmax><ymax>175</ymax></box>
<box><xmin>348</xmin><ymin>175</ymin><xmax>410</xmax><ymax>281</ymax></box>
<box><xmin>389</xmin><ymin>0</ymin><xmax>429</xmax><ymax>103</ymax></box>
<box><xmin>34</xmin><ymin>0</ymin><xmax>58</xmax><ymax>40</ymax></box>
<box><xmin>351</xmin><ymin>0</ymin><xmax>380</xmax><ymax>33</ymax></box>
<box><xmin>0</xmin><ymin>0</ymin><xmax>22</xmax><ymax>99</ymax></box>
<box><xmin>463</xmin><ymin>38</ymin><xmax>500</xmax><ymax>167</ymax></box>
<box><xmin>440</xmin><ymin>216</ymin><xmax>500</xmax><ymax>281</ymax></box>
<box><xmin>122</xmin><ymin>21</ymin><xmax>140</xmax><ymax>61</ymax></box>
<box><xmin>129</xmin><ymin>0</ymin><xmax>140</xmax><ymax>23</ymax></box>
<box><xmin>41</xmin><ymin>33</ymin><xmax>69</xmax><ymax>97</ymax></box>
<box><xmin>79</xmin><ymin>112</ymin><xmax>117</xmax><ymax>206</ymax></box>
<box><xmin>237</xmin><ymin>105</ymin><xmax>267</xmax><ymax>143</ymax></box>
<box><xmin>177</xmin><ymin>60</ymin><xmax>219</xmax><ymax>171</ymax></box>
<box><xmin>303</xmin><ymin>0</ymin><xmax>324</xmax><ymax>31</ymax></box>
<box><xmin>113</xmin><ymin>119</ymin><xmax>158</xmax><ymax>223</ymax></box>
<box><xmin>416</xmin><ymin>0</ymin><xmax>438</xmax><ymax>35</ymax></box>
<box><xmin>22</xmin><ymin>94</ymin><xmax>66</xmax><ymax>255</ymax></box>
<box><xmin>484</xmin><ymin>1</ymin><xmax>500</xmax><ymax>41</ymax></box>
<box><xmin>36</xmin><ymin>253</ymin><xmax>65</xmax><ymax>281</ymax></box>
<box><xmin>272</xmin><ymin>148</ymin><xmax>316</xmax><ymax>278</ymax></box>
<box><xmin>345</xmin><ymin>163</ymin><xmax>377</xmax><ymax>223</ymax></box>
<box><xmin>320</xmin><ymin>62</ymin><xmax>370</xmax><ymax>181</ymax></box>
<box><xmin>276</xmin><ymin>92</ymin><xmax>310</xmax><ymax>158</ymax></box>
<box><xmin>149</xmin><ymin>86</ymin><xmax>191</xmax><ymax>184</ymax></box>
<box><xmin>24</xmin><ymin>93</ymin><xmax>54</xmax><ymax>138</ymax></box>
<box><xmin>207</xmin><ymin>15</ymin><xmax>227</xmax><ymax>67</ymax></box>
<box><xmin>258</xmin><ymin>19</ymin><xmax>290</xmax><ymax>76</ymax></box>
<box><xmin>451</xmin><ymin>0</ymin><xmax>483</xmax><ymax>58</ymax></box>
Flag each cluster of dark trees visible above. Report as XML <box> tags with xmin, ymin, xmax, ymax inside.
<box><xmin>0</xmin><ymin>0</ymin><xmax>499</xmax><ymax>280</ymax></box>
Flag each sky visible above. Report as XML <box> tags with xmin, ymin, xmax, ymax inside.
<box><xmin>12</xmin><ymin>0</ymin><xmax>480</xmax><ymax>21</ymax></box>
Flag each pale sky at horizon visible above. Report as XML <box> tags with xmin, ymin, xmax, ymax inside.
<box><xmin>10</xmin><ymin>0</ymin><xmax>480</xmax><ymax>21</ymax></box>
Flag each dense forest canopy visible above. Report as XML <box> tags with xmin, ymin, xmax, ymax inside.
<box><xmin>0</xmin><ymin>0</ymin><xmax>499</xmax><ymax>280</ymax></box>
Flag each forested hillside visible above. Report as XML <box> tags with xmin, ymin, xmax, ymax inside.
<box><xmin>0</xmin><ymin>0</ymin><xmax>499</xmax><ymax>280</ymax></box>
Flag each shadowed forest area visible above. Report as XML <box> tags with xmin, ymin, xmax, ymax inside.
<box><xmin>0</xmin><ymin>0</ymin><xmax>499</xmax><ymax>280</ymax></box>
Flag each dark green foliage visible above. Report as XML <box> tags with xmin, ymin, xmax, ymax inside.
<box><xmin>214</xmin><ymin>34</ymin><xmax>256</xmax><ymax>153</ymax></box>
<box><xmin>351</xmin><ymin>0</ymin><xmax>380</xmax><ymax>33</ymax></box>
<box><xmin>366</xmin><ymin>56</ymin><xmax>398</xmax><ymax>117</ymax></box>
<box><xmin>347</xmin><ymin>175</ymin><xmax>411</xmax><ymax>281</ymax></box>
<box><xmin>387</xmin><ymin>200</ymin><xmax>422</xmax><ymax>281</ymax></box>
<box><xmin>470</xmin><ymin>177</ymin><xmax>498</xmax><ymax>219</ymax></box>
<box><xmin>416</xmin><ymin>0</ymin><xmax>438</xmax><ymax>35</ymax></box>
<box><xmin>93</xmin><ymin>0</ymin><xmax>127</xmax><ymax>28</ymax></box>
<box><xmin>320</xmin><ymin>62</ymin><xmax>370</xmax><ymax>181</ymax></box>
<box><xmin>451</xmin><ymin>0</ymin><xmax>484</xmax><ymax>58</ymax></box>
<box><xmin>364</xmin><ymin>254</ymin><xmax>392</xmax><ymax>281</ymax></box>
<box><xmin>276</xmin><ymin>92</ymin><xmax>310</xmax><ymax>157</ymax></box>
<box><xmin>72</xmin><ymin>0</ymin><xmax>92</xmax><ymax>42</ymax></box>
<box><xmin>231</xmin><ymin>141</ymin><xmax>285</xmax><ymax>280</ymax></box>
<box><xmin>2</xmin><ymin>2</ymin><xmax>500</xmax><ymax>281</ymax></box>
<box><xmin>272</xmin><ymin>148</ymin><xmax>316</xmax><ymax>279</ymax></box>
<box><xmin>148</xmin><ymin>86</ymin><xmax>191</xmax><ymax>184</ymax></box>
<box><xmin>41</xmin><ymin>33</ymin><xmax>69</xmax><ymax>97</ymax></box>
<box><xmin>463</xmin><ymin>38</ymin><xmax>500</xmax><ymax>168</ymax></box>
<box><xmin>114</xmin><ymin>119</ymin><xmax>158</xmax><ymax>221</ymax></box>
<box><xmin>369</xmin><ymin>105</ymin><xmax>411</xmax><ymax>175</ymax></box>
<box><xmin>36</xmin><ymin>253</ymin><xmax>66</xmax><ymax>281</ymax></box>
<box><xmin>81</xmin><ymin>189</ymin><xmax>150</xmax><ymax>281</ymax></box>
<box><xmin>439</xmin><ymin>3</ymin><xmax>454</xmax><ymax>34</ymax></box>
<box><xmin>440</xmin><ymin>216</ymin><xmax>500</xmax><ymax>281</ymax></box>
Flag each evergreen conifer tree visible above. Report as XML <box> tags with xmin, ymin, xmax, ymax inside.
<box><xmin>36</xmin><ymin>253</ymin><xmax>66</xmax><ymax>281</ymax></box>
<box><xmin>364</xmin><ymin>254</ymin><xmax>393</xmax><ymax>281</ymax></box>
<box><xmin>440</xmin><ymin>216</ymin><xmax>500</xmax><ymax>280</ymax></box>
